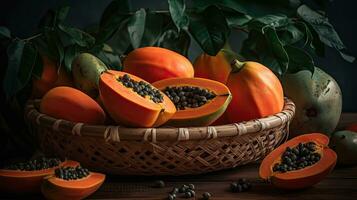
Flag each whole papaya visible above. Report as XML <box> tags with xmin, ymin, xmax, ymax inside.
<box><xmin>330</xmin><ymin>130</ymin><xmax>357</xmax><ymax>166</ymax></box>
<box><xmin>226</xmin><ymin>60</ymin><xmax>284</xmax><ymax>123</ymax></box>
<box><xmin>194</xmin><ymin>49</ymin><xmax>238</xmax><ymax>84</ymax></box>
<box><xmin>72</xmin><ymin>53</ymin><xmax>108</xmax><ymax>98</ymax></box>
<box><xmin>281</xmin><ymin>67</ymin><xmax>342</xmax><ymax>137</ymax></box>
<box><xmin>123</xmin><ymin>47</ymin><xmax>194</xmax><ymax>83</ymax></box>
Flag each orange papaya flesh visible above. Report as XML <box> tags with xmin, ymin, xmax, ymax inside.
<box><xmin>40</xmin><ymin>86</ymin><xmax>106</xmax><ymax>125</ymax></box>
<box><xmin>123</xmin><ymin>47</ymin><xmax>194</xmax><ymax>83</ymax></box>
<box><xmin>226</xmin><ymin>60</ymin><xmax>284</xmax><ymax>123</ymax></box>
<box><xmin>0</xmin><ymin>160</ymin><xmax>79</xmax><ymax>193</ymax></box>
<box><xmin>99</xmin><ymin>70</ymin><xmax>176</xmax><ymax>127</ymax></box>
<box><xmin>259</xmin><ymin>133</ymin><xmax>337</xmax><ymax>190</ymax></box>
<box><xmin>152</xmin><ymin>77</ymin><xmax>232</xmax><ymax>127</ymax></box>
<box><xmin>41</xmin><ymin>170</ymin><xmax>105</xmax><ymax>200</ymax></box>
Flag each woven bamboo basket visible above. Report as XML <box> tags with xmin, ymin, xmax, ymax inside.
<box><xmin>25</xmin><ymin>98</ymin><xmax>295</xmax><ymax>176</ymax></box>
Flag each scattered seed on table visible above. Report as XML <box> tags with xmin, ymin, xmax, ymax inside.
<box><xmin>153</xmin><ymin>180</ymin><xmax>165</xmax><ymax>188</ymax></box>
<box><xmin>202</xmin><ymin>192</ymin><xmax>211</xmax><ymax>200</ymax></box>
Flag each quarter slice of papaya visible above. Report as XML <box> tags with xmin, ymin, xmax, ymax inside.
<box><xmin>41</xmin><ymin>171</ymin><xmax>105</xmax><ymax>200</ymax></box>
<box><xmin>99</xmin><ymin>70</ymin><xmax>176</xmax><ymax>127</ymax></box>
<box><xmin>259</xmin><ymin>133</ymin><xmax>337</xmax><ymax>189</ymax></box>
<box><xmin>0</xmin><ymin>160</ymin><xmax>78</xmax><ymax>193</ymax></box>
<box><xmin>152</xmin><ymin>77</ymin><xmax>232</xmax><ymax>127</ymax></box>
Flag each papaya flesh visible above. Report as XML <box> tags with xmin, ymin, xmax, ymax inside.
<box><xmin>226</xmin><ymin>60</ymin><xmax>284</xmax><ymax>123</ymax></box>
<box><xmin>259</xmin><ymin>133</ymin><xmax>337</xmax><ymax>190</ymax></box>
<box><xmin>0</xmin><ymin>160</ymin><xmax>78</xmax><ymax>193</ymax></box>
<box><xmin>99</xmin><ymin>70</ymin><xmax>176</xmax><ymax>127</ymax></box>
<box><xmin>40</xmin><ymin>86</ymin><xmax>106</xmax><ymax>125</ymax></box>
<box><xmin>123</xmin><ymin>47</ymin><xmax>194</xmax><ymax>83</ymax></box>
<box><xmin>152</xmin><ymin>77</ymin><xmax>231</xmax><ymax>127</ymax></box>
<box><xmin>41</xmin><ymin>170</ymin><xmax>105</xmax><ymax>200</ymax></box>
<box><xmin>330</xmin><ymin>130</ymin><xmax>357</xmax><ymax>166</ymax></box>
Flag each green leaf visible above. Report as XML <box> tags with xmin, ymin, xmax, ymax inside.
<box><xmin>127</xmin><ymin>9</ymin><xmax>146</xmax><ymax>49</ymax></box>
<box><xmin>248</xmin><ymin>14</ymin><xmax>290</xmax><ymax>30</ymax></box>
<box><xmin>64</xmin><ymin>45</ymin><xmax>80</xmax><ymax>72</ymax></box>
<box><xmin>97</xmin><ymin>0</ymin><xmax>131</xmax><ymax>44</ymax></box>
<box><xmin>221</xmin><ymin>7</ymin><xmax>252</xmax><ymax>28</ymax></box>
<box><xmin>3</xmin><ymin>41</ymin><xmax>37</xmax><ymax>98</ymax></box>
<box><xmin>263</xmin><ymin>27</ymin><xmax>289</xmax><ymax>74</ymax></box>
<box><xmin>285</xmin><ymin>45</ymin><xmax>314</xmax><ymax>74</ymax></box>
<box><xmin>43</xmin><ymin>28</ymin><xmax>64</xmax><ymax>64</ymax></box>
<box><xmin>278</xmin><ymin>24</ymin><xmax>304</xmax><ymax>45</ymax></box>
<box><xmin>140</xmin><ymin>12</ymin><xmax>164</xmax><ymax>47</ymax></box>
<box><xmin>56</xmin><ymin>6</ymin><xmax>71</xmax><ymax>23</ymax></box>
<box><xmin>0</xmin><ymin>26</ymin><xmax>11</xmax><ymax>39</ymax></box>
<box><xmin>107</xmin><ymin>22</ymin><xmax>132</xmax><ymax>54</ymax></box>
<box><xmin>297</xmin><ymin>4</ymin><xmax>354</xmax><ymax>62</ymax></box>
<box><xmin>156</xmin><ymin>27</ymin><xmax>191</xmax><ymax>57</ymax></box>
<box><xmin>58</xmin><ymin>25</ymin><xmax>95</xmax><ymax>47</ymax></box>
<box><xmin>31</xmin><ymin>52</ymin><xmax>44</xmax><ymax>79</ymax></box>
<box><xmin>38</xmin><ymin>6</ymin><xmax>70</xmax><ymax>28</ymax></box>
<box><xmin>168</xmin><ymin>0</ymin><xmax>189</xmax><ymax>31</ymax></box>
<box><xmin>189</xmin><ymin>5</ymin><xmax>230</xmax><ymax>56</ymax></box>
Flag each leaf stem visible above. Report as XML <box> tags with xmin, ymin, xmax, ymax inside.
<box><xmin>23</xmin><ymin>33</ymin><xmax>42</xmax><ymax>42</ymax></box>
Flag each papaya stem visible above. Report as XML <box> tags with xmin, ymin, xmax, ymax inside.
<box><xmin>230</xmin><ymin>59</ymin><xmax>245</xmax><ymax>73</ymax></box>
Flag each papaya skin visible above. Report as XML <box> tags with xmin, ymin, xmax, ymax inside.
<box><xmin>32</xmin><ymin>56</ymin><xmax>73</xmax><ymax>98</ymax></box>
<box><xmin>194</xmin><ymin>49</ymin><xmax>237</xmax><ymax>84</ymax></box>
<box><xmin>259</xmin><ymin>133</ymin><xmax>337</xmax><ymax>190</ymax></box>
<box><xmin>99</xmin><ymin>70</ymin><xmax>176</xmax><ymax>127</ymax></box>
<box><xmin>226</xmin><ymin>60</ymin><xmax>284</xmax><ymax>123</ymax></box>
<box><xmin>72</xmin><ymin>53</ymin><xmax>108</xmax><ymax>98</ymax></box>
<box><xmin>40</xmin><ymin>87</ymin><xmax>106</xmax><ymax>125</ymax></box>
<box><xmin>123</xmin><ymin>47</ymin><xmax>194</xmax><ymax>83</ymax></box>
<box><xmin>153</xmin><ymin>77</ymin><xmax>232</xmax><ymax>127</ymax></box>
<box><xmin>0</xmin><ymin>160</ymin><xmax>79</xmax><ymax>194</ymax></box>
<box><xmin>41</xmin><ymin>171</ymin><xmax>105</xmax><ymax>200</ymax></box>
<box><xmin>330</xmin><ymin>130</ymin><xmax>357</xmax><ymax>166</ymax></box>
<box><xmin>281</xmin><ymin>67</ymin><xmax>342</xmax><ymax>137</ymax></box>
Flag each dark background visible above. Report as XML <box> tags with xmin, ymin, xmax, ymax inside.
<box><xmin>1</xmin><ymin>0</ymin><xmax>356</xmax><ymax>111</ymax></box>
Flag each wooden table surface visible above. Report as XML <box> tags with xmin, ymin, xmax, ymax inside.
<box><xmin>1</xmin><ymin>114</ymin><xmax>356</xmax><ymax>200</ymax></box>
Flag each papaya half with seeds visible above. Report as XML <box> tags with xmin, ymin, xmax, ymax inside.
<box><xmin>152</xmin><ymin>77</ymin><xmax>231</xmax><ymax>127</ymax></box>
<box><xmin>259</xmin><ymin>133</ymin><xmax>337</xmax><ymax>190</ymax></box>
<box><xmin>123</xmin><ymin>47</ymin><xmax>194</xmax><ymax>83</ymax></box>
<box><xmin>41</xmin><ymin>166</ymin><xmax>105</xmax><ymax>200</ymax></box>
<box><xmin>40</xmin><ymin>86</ymin><xmax>106</xmax><ymax>125</ymax></box>
<box><xmin>99</xmin><ymin>70</ymin><xmax>176</xmax><ymax>127</ymax></box>
<box><xmin>0</xmin><ymin>160</ymin><xmax>78</xmax><ymax>193</ymax></box>
<box><xmin>226</xmin><ymin>59</ymin><xmax>284</xmax><ymax>123</ymax></box>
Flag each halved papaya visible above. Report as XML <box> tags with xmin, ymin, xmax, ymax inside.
<box><xmin>152</xmin><ymin>77</ymin><xmax>232</xmax><ymax>127</ymax></box>
<box><xmin>99</xmin><ymin>70</ymin><xmax>176</xmax><ymax>127</ymax></box>
<box><xmin>259</xmin><ymin>133</ymin><xmax>337</xmax><ymax>190</ymax></box>
<box><xmin>0</xmin><ymin>159</ymin><xmax>78</xmax><ymax>193</ymax></box>
<box><xmin>41</xmin><ymin>166</ymin><xmax>105</xmax><ymax>200</ymax></box>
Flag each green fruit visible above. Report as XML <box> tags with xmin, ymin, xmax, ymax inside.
<box><xmin>330</xmin><ymin>130</ymin><xmax>357</xmax><ymax>166</ymax></box>
<box><xmin>281</xmin><ymin>67</ymin><xmax>342</xmax><ymax>137</ymax></box>
<box><xmin>72</xmin><ymin>53</ymin><xmax>108</xmax><ymax>98</ymax></box>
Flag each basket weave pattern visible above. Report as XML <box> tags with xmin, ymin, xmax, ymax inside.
<box><xmin>25</xmin><ymin>98</ymin><xmax>295</xmax><ymax>175</ymax></box>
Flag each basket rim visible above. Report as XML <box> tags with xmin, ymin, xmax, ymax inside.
<box><xmin>25</xmin><ymin>98</ymin><xmax>295</xmax><ymax>143</ymax></box>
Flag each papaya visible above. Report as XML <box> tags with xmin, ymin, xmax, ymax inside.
<box><xmin>330</xmin><ymin>130</ymin><xmax>357</xmax><ymax>166</ymax></box>
<box><xmin>193</xmin><ymin>49</ymin><xmax>238</xmax><ymax>84</ymax></box>
<box><xmin>281</xmin><ymin>67</ymin><xmax>342</xmax><ymax>137</ymax></box>
<box><xmin>32</xmin><ymin>56</ymin><xmax>73</xmax><ymax>98</ymax></box>
<box><xmin>225</xmin><ymin>59</ymin><xmax>284</xmax><ymax>123</ymax></box>
<box><xmin>41</xmin><ymin>165</ymin><xmax>105</xmax><ymax>200</ymax></box>
<box><xmin>259</xmin><ymin>133</ymin><xmax>337</xmax><ymax>190</ymax></box>
<box><xmin>0</xmin><ymin>159</ymin><xmax>78</xmax><ymax>193</ymax></box>
<box><xmin>99</xmin><ymin>70</ymin><xmax>176</xmax><ymax>127</ymax></box>
<box><xmin>152</xmin><ymin>77</ymin><xmax>231</xmax><ymax>127</ymax></box>
<box><xmin>123</xmin><ymin>47</ymin><xmax>194</xmax><ymax>83</ymax></box>
<box><xmin>40</xmin><ymin>86</ymin><xmax>106</xmax><ymax>125</ymax></box>
<box><xmin>72</xmin><ymin>53</ymin><xmax>108</xmax><ymax>98</ymax></box>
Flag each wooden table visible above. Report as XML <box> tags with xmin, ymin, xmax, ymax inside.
<box><xmin>1</xmin><ymin>114</ymin><xmax>356</xmax><ymax>200</ymax></box>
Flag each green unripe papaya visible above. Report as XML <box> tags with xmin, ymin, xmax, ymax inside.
<box><xmin>281</xmin><ymin>67</ymin><xmax>342</xmax><ymax>137</ymax></box>
<box><xmin>72</xmin><ymin>53</ymin><xmax>108</xmax><ymax>98</ymax></box>
<box><xmin>330</xmin><ymin>130</ymin><xmax>357</xmax><ymax>166</ymax></box>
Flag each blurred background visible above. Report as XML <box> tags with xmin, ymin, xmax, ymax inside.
<box><xmin>1</xmin><ymin>0</ymin><xmax>356</xmax><ymax>111</ymax></box>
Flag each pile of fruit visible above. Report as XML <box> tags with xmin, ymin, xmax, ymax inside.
<box><xmin>36</xmin><ymin>46</ymin><xmax>285</xmax><ymax>128</ymax></box>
